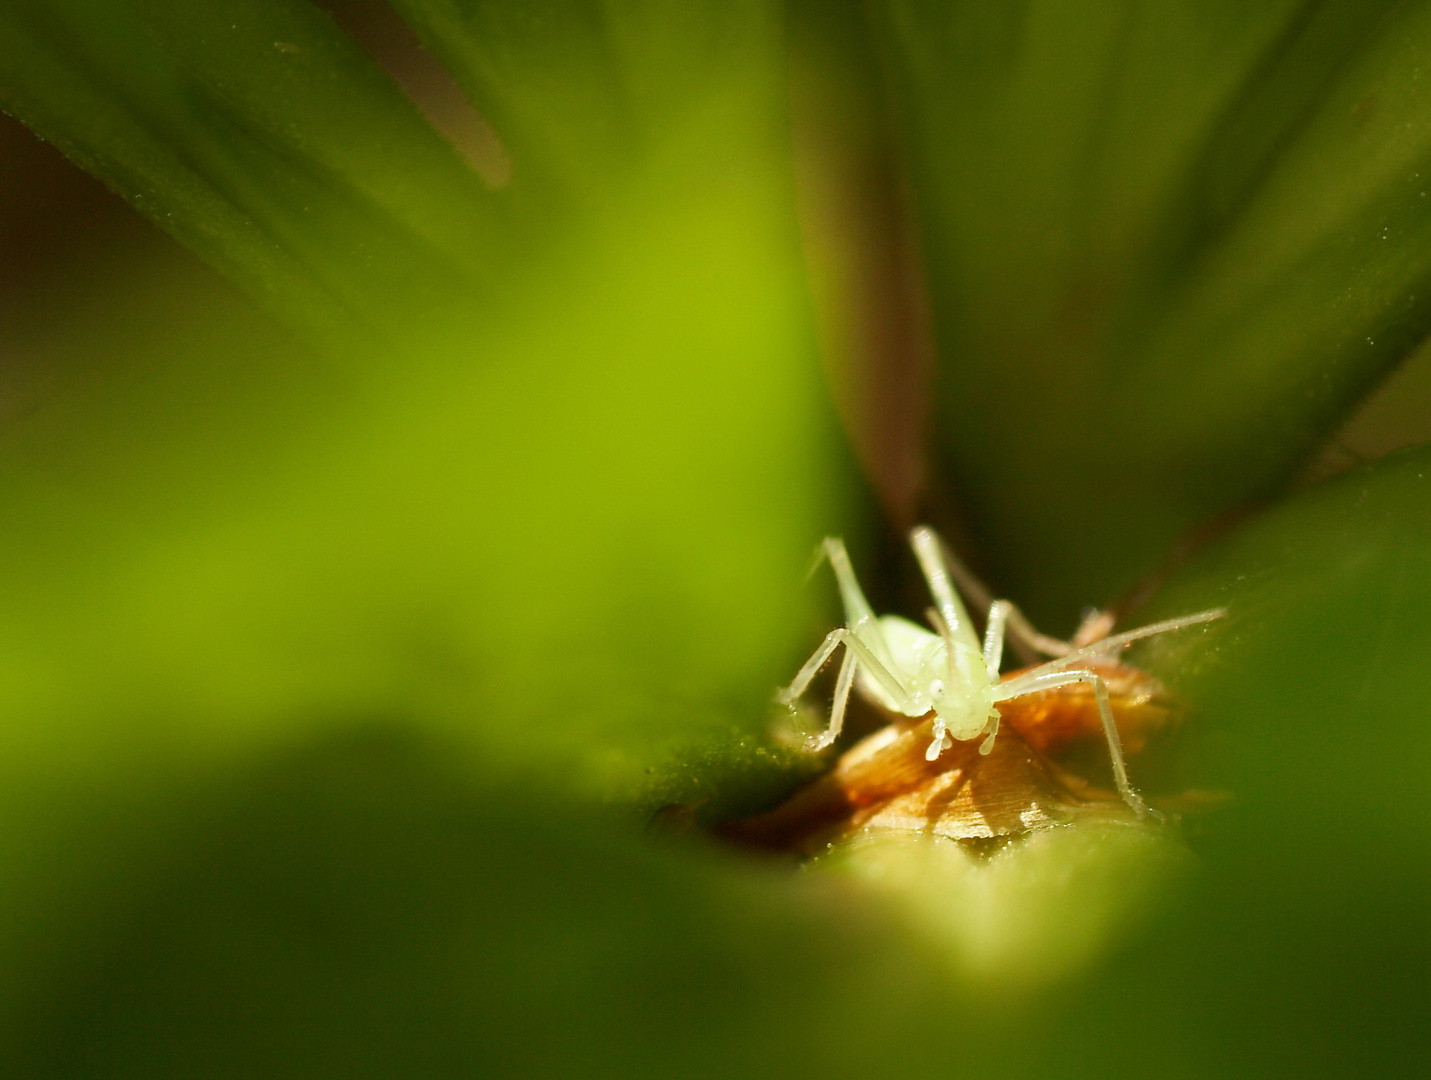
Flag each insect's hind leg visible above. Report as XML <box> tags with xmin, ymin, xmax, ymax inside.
<box><xmin>915</xmin><ymin>526</ymin><xmax>1072</xmax><ymax>664</ymax></box>
<box><xmin>994</xmin><ymin>601</ymin><xmax>1076</xmax><ymax>661</ymax></box>
<box><xmin>821</xmin><ymin>537</ymin><xmax>879</xmax><ymax>627</ymax></box>
<box><xmin>995</xmin><ymin>668</ymin><xmax>1151</xmax><ymax>817</ymax></box>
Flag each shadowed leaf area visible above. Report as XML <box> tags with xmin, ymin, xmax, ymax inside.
<box><xmin>879</xmin><ymin>0</ymin><xmax>1431</xmax><ymax>623</ymax></box>
<box><xmin>8</xmin><ymin>728</ymin><xmax>944</xmax><ymax>1079</ymax></box>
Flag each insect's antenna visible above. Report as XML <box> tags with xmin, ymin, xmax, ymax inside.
<box><xmin>1010</xmin><ymin>608</ymin><xmax>1227</xmax><ymax>682</ymax></box>
<box><xmin>802</xmin><ymin>540</ymin><xmax>832</xmax><ymax>583</ymax></box>
<box><xmin>1081</xmin><ymin>608</ymin><xmax>1225</xmax><ymax>654</ymax></box>
<box><xmin>927</xmin><ymin>527</ymin><xmax>996</xmax><ymax>615</ymax></box>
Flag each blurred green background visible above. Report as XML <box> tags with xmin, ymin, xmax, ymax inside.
<box><xmin>1</xmin><ymin>1</ymin><xmax>1428</xmax><ymax>1076</ymax></box>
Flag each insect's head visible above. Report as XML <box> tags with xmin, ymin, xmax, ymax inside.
<box><xmin>921</xmin><ymin>637</ymin><xmax>997</xmax><ymax>741</ymax></box>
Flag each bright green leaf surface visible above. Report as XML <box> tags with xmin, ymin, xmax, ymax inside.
<box><xmin>0</xmin><ymin>5</ymin><xmax>858</xmax><ymax>1043</ymax></box>
<box><xmin>878</xmin><ymin>0</ymin><xmax>1431</xmax><ymax>623</ymax></box>
<box><xmin>0</xmin><ymin>0</ymin><xmax>846</xmax><ymax>782</ymax></box>
<box><xmin>0</xmin><ymin>187</ymin><xmax>848</xmax><ymax>772</ymax></box>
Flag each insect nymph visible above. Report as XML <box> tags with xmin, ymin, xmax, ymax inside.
<box><xmin>778</xmin><ymin>526</ymin><xmax>1224</xmax><ymax>816</ymax></box>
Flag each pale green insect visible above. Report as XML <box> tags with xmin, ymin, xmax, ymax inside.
<box><xmin>778</xmin><ymin>526</ymin><xmax>1224</xmax><ymax>816</ymax></box>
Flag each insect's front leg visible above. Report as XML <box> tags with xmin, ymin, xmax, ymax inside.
<box><xmin>995</xmin><ymin>667</ymin><xmax>1151</xmax><ymax>817</ymax></box>
<box><xmin>982</xmin><ymin>600</ymin><xmax>1012</xmax><ymax>677</ymax></box>
<box><xmin>779</xmin><ymin>627</ymin><xmax>919</xmax><ymax>749</ymax></box>
<box><xmin>777</xmin><ymin>627</ymin><xmax>858</xmax><ymax>750</ymax></box>
<box><xmin>808</xmin><ymin>647</ymin><xmax>858</xmax><ymax>751</ymax></box>
<box><xmin>821</xmin><ymin>537</ymin><xmax>880</xmax><ymax>628</ymax></box>
<box><xmin>777</xmin><ymin>627</ymin><xmax>849</xmax><ymax>707</ymax></box>
<box><xmin>909</xmin><ymin>526</ymin><xmax>980</xmax><ymax>652</ymax></box>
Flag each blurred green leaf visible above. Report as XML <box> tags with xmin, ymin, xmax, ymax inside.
<box><xmin>5</xmin><ymin>727</ymin><xmax>946</xmax><ymax>1079</ymax></box>
<box><xmin>0</xmin><ymin>0</ymin><xmax>851</xmax><ymax>787</ymax></box>
<box><xmin>0</xmin><ymin>0</ymin><xmax>860</xmax><ymax>1038</ymax></box>
<box><xmin>1135</xmin><ymin>443</ymin><xmax>1431</xmax><ymax>840</ymax></box>
<box><xmin>1069</xmin><ymin>442</ymin><xmax>1431</xmax><ymax>1078</ymax></box>
<box><xmin>2</xmin><ymin>1</ymin><xmax>1428</xmax><ymax>1076</ymax></box>
<box><xmin>0</xmin><ymin>155</ymin><xmax>851</xmax><ymax>788</ymax></box>
<box><xmin>877</xmin><ymin>0</ymin><xmax>1431</xmax><ymax>623</ymax></box>
<box><xmin>9</xmin><ymin>448</ymin><xmax>1429</xmax><ymax>1078</ymax></box>
<box><xmin>389</xmin><ymin>0</ymin><xmax>787</xmax><ymax>206</ymax></box>
<box><xmin>0</xmin><ymin>0</ymin><xmax>502</xmax><ymax>350</ymax></box>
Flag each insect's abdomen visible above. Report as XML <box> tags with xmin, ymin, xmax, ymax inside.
<box><xmin>854</xmin><ymin>615</ymin><xmax>943</xmax><ymax>715</ymax></box>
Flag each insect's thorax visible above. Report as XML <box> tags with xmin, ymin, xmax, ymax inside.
<box><xmin>858</xmin><ymin>616</ymin><xmax>995</xmax><ymax>737</ymax></box>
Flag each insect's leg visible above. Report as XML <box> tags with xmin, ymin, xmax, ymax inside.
<box><xmin>808</xmin><ymin>647</ymin><xmax>859</xmax><ymax>751</ymax></box>
<box><xmin>779</xmin><ymin>625</ymin><xmax>916</xmax><ymax>710</ymax></box>
<box><xmin>1070</xmin><ymin>608</ymin><xmax>1116</xmax><ymax>648</ymax></box>
<box><xmin>821</xmin><ymin>536</ymin><xmax>910</xmax><ymax>679</ymax></box>
<box><xmin>823</xmin><ymin>537</ymin><xmax>879</xmax><ymax>627</ymax></box>
<box><xmin>983</xmin><ymin>600</ymin><xmax>1012</xmax><ymax>676</ymax></box>
<box><xmin>914</xmin><ymin>526</ymin><xmax>1068</xmax><ymax>663</ymax></box>
<box><xmin>995</xmin><ymin>669</ymin><xmax>1150</xmax><ymax>817</ymax></box>
<box><xmin>839</xmin><ymin>631</ymin><xmax>920</xmax><ymax>714</ymax></box>
<box><xmin>777</xmin><ymin>628</ymin><xmax>848</xmax><ymax>707</ymax></box>
<box><xmin>996</xmin><ymin>601</ymin><xmax>1074</xmax><ymax>660</ymax></box>
<box><xmin>910</xmin><ymin>527</ymin><xmax>980</xmax><ymax>652</ymax></box>
<box><xmin>1082</xmin><ymin>669</ymin><xmax>1148</xmax><ymax>816</ymax></box>
<box><xmin>911</xmin><ymin>525</ymin><xmax>993</xmax><ymax>612</ymax></box>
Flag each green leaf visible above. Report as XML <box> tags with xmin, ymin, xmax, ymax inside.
<box><xmin>877</xmin><ymin>0</ymin><xmax>1431</xmax><ymax>623</ymax></box>
<box><xmin>6</xmin><ymin>3</ymin><xmax>1424</xmax><ymax>1074</ymax></box>
<box><xmin>0</xmin><ymin>1</ymin><xmax>862</xmax><ymax>1038</ymax></box>
<box><xmin>0</xmin><ymin>0</ymin><xmax>854</xmax><ymax>796</ymax></box>
<box><xmin>0</xmin><ymin>0</ymin><xmax>503</xmax><ymax>350</ymax></box>
<box><xmin>10</xmin><ymin>449</ymin><xmax>1429</xmax><ymax>1077</ymax></box>
<box><xmin>1096</xmin><ymin>443</ymin><xmax>1431</xmax><ymax>1076</ymax></box>
<box><xmin>1135</xmin><ymin>443</ymin><xmax>1431</xmax><ymax>838</ymax></box>
<box><xmin>0</xmin><ymin>149</ymin><xmax>849</xmax><ymax>793</ymax></box>
<box><xmin>5</xmin><ymin>729</ymin><xmax>949</xmax><ymax>1078</ymax></box>
<box><xmin>388</xmin><ymin>0</ymin><xmax>789</xmax><ymax>206</ymax></box>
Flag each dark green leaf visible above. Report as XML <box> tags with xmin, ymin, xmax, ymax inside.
<box><xmin>5</xmin><ymin>728</ymin><xmax>946</xmax><ymax>1078</ymax></box>
<box><xmin>877</xmin><ymin>0</ymin><xmax>1431</xmax><ymax>623</ymax></box>
<box><xmin>388</xmin><ymin>0</ymin><xmax>790</xmax><ymax>208</ymax></box>
<box><xmin>0</xmin><ymin>0</ymin><xmax>502</xmax><ymax>350</ymax></box>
